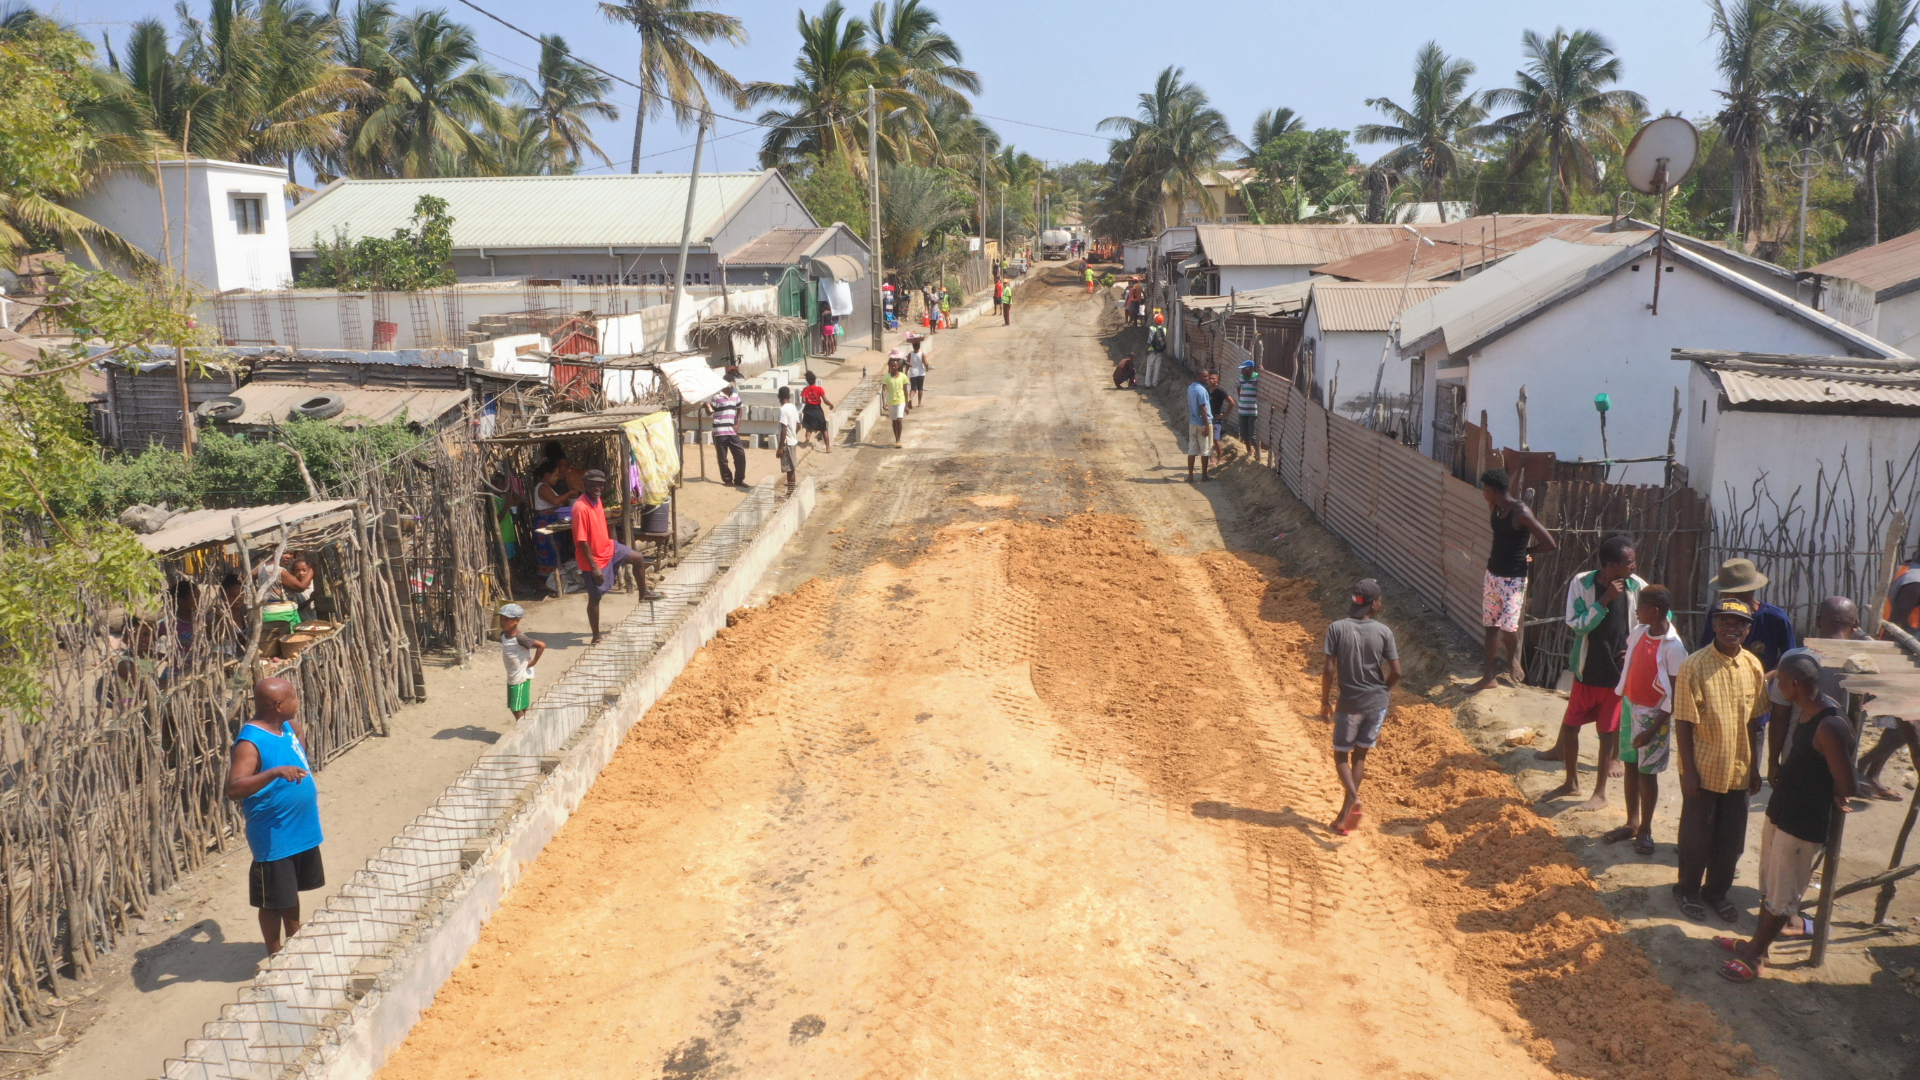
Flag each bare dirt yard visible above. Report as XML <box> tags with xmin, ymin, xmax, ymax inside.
<box><xmin>368</xmin><ymin>271</ymin><xmax>1799</xmax><ymax>1080</ymax></box>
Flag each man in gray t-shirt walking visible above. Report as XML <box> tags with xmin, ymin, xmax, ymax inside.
<box><xmin>1320</xmin><ymin>578</ymin><xmax>1401</xmax><ymax>835</ymax></box>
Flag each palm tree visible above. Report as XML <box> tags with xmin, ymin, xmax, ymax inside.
<box><xmin>1354</xmin><ymin>42</ymin><xmax>1485</xmax><ymax>221</ymax></box>
<box><xmin>1246</xmin><ymin>106</ymin><xmax>1304</xmax><ymax>157</ymax></box>
<box><xmin>352</xmin><ymin>9</ymin><xmax>505</xmax><ymax>178</ymax></box>
<box><xmin>1708</xmin><ymin>0</ymin><xmax>1809</xmax><ymax>241</ymax></box>
<box><xmin>318</xmin><ymin>0</ymin><xmax>399</xmax><ymax>179</ymax></box>
<box><xmin>744</xmin><ymin>2</ymin><xmax>887</xmax><ymax>172</ymax></box>
<box><xmin>1481</xmin><ymin>28</ymin><xmax>1645</xmax><ymax>213</ymax></box>
<box><xmin>1099</xmin><ymin>66</ymin><xmax>1240</xmax><ymax>229</ymax></box>
<box><xmin>868</xmin><ymin>0</ymin><xmax>978</xmax><ymax>160</ymax></box>
<box><xmin>513</xmin><ymin>34</ymin><xmax>620</xmax><ymax>171</ymax></box>
<box><xmin>879</xmin><ymin>162</ymin><xmax>965</xmax><ymax>269</ymax></box>
<box><xmin>1837</xmin><ymin>0</ymin><xmax>1920</xmax><ymax>243</ymax></box>
<box><xmin>597</xmin><ymin>0</ymin><xmax>745</xmax><ymax>174</ymax></box>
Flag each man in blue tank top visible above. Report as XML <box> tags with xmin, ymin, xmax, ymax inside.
<box><xmin>225</xmin><ymin>677</ymin><xmax>325</xmax><ymax>954</ymax></box>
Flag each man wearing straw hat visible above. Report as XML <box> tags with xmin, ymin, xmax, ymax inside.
<box><xmin>1696</xmin><ymin>558</ymin><xmax>1798</xmax><ymax>672</ymax></box>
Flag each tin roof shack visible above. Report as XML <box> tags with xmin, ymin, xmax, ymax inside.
<box><xmin>1804</xmin><ymin>228</ymin><xmax>1920</xmax><ymax>354</ymax></box>
<box><xmin>722</xmin><ymin>224</ymin><xmax>872</xmax><ymax>354</ymax></box>
<box><xmin>102</xmin><ymin>356</ymin><xmax>247</xmax><ymax>452</ymax></box>
<box><xmin>1298</xmin><ymin>281</ymin><xmax>1455</xmax><ymax>428</ymax></box>
<box><xmin>141</xmin><ymin>498</ymin><xmax>418</xmax><ymax>740</ymax></box>
<box><xmin>1678</xmin><ymin>350</ymin><xmax>1920</xmax><ymax>556</ymax></box>
<box><xmin>288</xmin><ymin>170</ymin><xmax>817</xmax><ymax>286</ymax></box>
<box><xmin>1396</xmin><ymin>236</ymin><xmax>1904</xmax><ymax>485</ymax></box>
<box><xmin>1181</xmin><ymin>224</ymin><xmax>1408</xmax><ymax>296</ymax></box>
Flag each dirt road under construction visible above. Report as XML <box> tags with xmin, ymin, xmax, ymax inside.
<box><xmin>377</xmin><ymin>273</ymin><xmax>1767</xmax><ymax>1080</ymax></box>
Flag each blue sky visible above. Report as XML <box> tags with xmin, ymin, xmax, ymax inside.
<box><xmin>54</xmin><ymin>0</ymin><xmax>1729</xmax><ymax>175</ymax></box>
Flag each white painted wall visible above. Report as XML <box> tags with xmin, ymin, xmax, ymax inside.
<box><xmin>1685</xmin><ymin>363</ymin><xmax>1920</xmax><ymax>559</ymax></box>
<box><xmin>1302</xmin><ymin>303</ymin><xmax>1403</xmax><ymax>417</ymax></box>
<box><xmin>1877</xmin><ymin>290</ymin><xmax>1920</xmax><ymax>353</ymax></box>
<box><xmin>1217</xmin><ymin>264</ymin><xmax>1316</xmax><ymax>295</ymax></box>
<box><xmin>66</xmin><ymin>159</ymin><xmax>292</xmax><ymax>291</ymax></box>
<box><xmin>1421</xmin><ymin>255</ymin><xmax>1867</xmax><ymax>484</ymax></box>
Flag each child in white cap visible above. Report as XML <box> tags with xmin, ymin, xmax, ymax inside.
<box><xmin>498</xmin><ymin>604</ymin><xmax>545</xmax><ymax>719</ymax></box>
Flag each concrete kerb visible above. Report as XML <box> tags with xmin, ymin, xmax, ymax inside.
<box><xmin>157</xmin><ymin>476</ymin><xmax>816</xmax><ymax>1080</ymax></box>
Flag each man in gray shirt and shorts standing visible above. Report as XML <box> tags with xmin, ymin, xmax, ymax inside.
<box><xmin>1321</xmin><ymin>578</ymin><xmax>1402</xmax><ymax>835</ymax></box>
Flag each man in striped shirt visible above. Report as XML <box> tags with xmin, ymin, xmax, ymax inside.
<box><xmin>1235</xmin><ymin>360</ymin><xmax>1260</xmax><ymax>457</ymax></box>
<box><xmin>707</xmin><ymin>376</ymin><xmax>746</xmax><ymax>488</ymax></box>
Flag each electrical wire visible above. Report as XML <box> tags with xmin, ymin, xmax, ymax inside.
<box><xmin>449</xmin><ymin>0</ymin><xmax>841</xmax><ymax>133</ymax></box>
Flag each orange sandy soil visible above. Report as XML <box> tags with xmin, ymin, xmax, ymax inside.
<box><xmin>375</xmin><ymin>515</ymin><xmax>1768</xmax><ymax>1080</ymax></box>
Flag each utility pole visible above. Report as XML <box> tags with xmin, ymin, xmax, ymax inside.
<box><xmin>664</xmin><ymin>109</ymin><xmax>710</xmax><ymax>353</ymax></box>
<box><xmin>1791</xmin><ymin>147</ymin><xmax>1821</xmax><ymax>274</ymax></box>
<box><xmin>868</xmin><ymin>86</ymin><xmax>885</xmax><ymax>350</ymax></box>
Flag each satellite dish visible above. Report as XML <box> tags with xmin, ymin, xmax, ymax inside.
<box><xmin>1624</xmin><ymin>117</ymin><xmax>1700</xmax><ymax>195</ymax></box>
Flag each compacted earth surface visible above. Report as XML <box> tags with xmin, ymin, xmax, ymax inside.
<box><xmin>369</xmin><ymin>273</ymin><xmax>1802</xmax><ymax>1080</ymax></box>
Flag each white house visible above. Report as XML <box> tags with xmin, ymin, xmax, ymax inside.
<box><xmin>1678</xmin><ymin>349</ymin><xmax>1920</xmax><ymax>597</ymax></box>
<box><xmin>65</xmin><ymin>159</ymin><xmax>293</xmax><ymax>291</ymax></box>
<box><xmin>1804</xmin><ymin>228</ymin><xmax>1920</xmax><ymax>354</ymax></box>
<box><xmin>1300</xmin><ymin>280</ymin><xmax>1454</xmax><ymax>420</ymax></box>
<box><xmin>1396</xmin><ymin>235</ymin><xmax>1904</xmax><ymax>484</ymax></box>
<box><xmin>286</xmin><ymin>170</ymin><xmax>817</xmax><ymax>286</ymax></box>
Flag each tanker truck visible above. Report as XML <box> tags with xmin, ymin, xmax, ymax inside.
<box><xmin>1039</xmin><ymin>229</ymin><xmax>1073</xmax><ymax>260</ymax></box>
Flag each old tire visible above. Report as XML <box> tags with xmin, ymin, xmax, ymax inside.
<box><xmin>291</xmin><ymin>392</ymin><xmax>345</xmax><ymax>421</ymax></box>
<box><xmin>195</xmin><ymin>395</ymin><xmax>245</xmax><ymax>423</ymax></box>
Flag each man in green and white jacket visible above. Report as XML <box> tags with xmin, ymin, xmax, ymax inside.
<box><xmin>1538</xmin><ymin>534</ymin><xmax>1646</xmax><ymax>812</ymax></box>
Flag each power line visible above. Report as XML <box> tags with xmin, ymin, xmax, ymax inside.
<box><xmin>974</xmin><ymin>113</ymin><xmax>1110</xmax><ymax>142</ymax></box>
<box><xmin>448</xmin><ymin>0</ymin><xmax>839</xmax><ymax>134</ymax></box>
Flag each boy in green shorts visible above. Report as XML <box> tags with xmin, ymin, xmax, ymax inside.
<box><xmin>499</xmin><ymin>603</ymin><xmax>545</xmax><ymax>719</ymax></box>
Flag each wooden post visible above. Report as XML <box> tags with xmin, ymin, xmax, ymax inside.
<box><xmin>1474</xmin><ymin>409</ymin><xmax>1489</xmax><ymax>480</ymax></box>
<box><xmin>616</xmin><ymin>430</ymin><xmax>635</xmax><ymax>590</ymax></box>
<box><xmin>1516</xmin><ymin>385</ymin><xmax>1529</xmax><ymax>452</ymax></box>
<box><xmin>1810</xmin><ymin>774</ymin><xmax>1851</xmax><ymax>967</ymax></box>
<box><xmin>1665</xmin><ymin>385</ymin><xmax>1682</xmax><ymax>487</ymax></box>
<box><xmin>381</xmin><ymin>507</ymin><xmax>426</xmax><ymax>699</ymax></box>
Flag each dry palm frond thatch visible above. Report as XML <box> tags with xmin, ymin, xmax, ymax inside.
<box><xmin>685</xmin><ymin>312</ymin><xmax>809</xmax><ymax>352</ymax></box>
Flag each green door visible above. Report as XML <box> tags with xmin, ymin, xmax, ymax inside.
<box><xmin>777</xmin><ymin>267</ymin><xmax>807</xmax><ymax>367</ymax></box>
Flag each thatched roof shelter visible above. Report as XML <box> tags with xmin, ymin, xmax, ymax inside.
<box><xmin>685</xmin><ymin>312</ymin><xmax>808</xmax><ymax>352</ymax></box>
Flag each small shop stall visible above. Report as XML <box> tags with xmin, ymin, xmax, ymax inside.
<box><xmin>137</xmin><ymin>498</ymin><xmax>419</xmax><ymax>764</ymax></box>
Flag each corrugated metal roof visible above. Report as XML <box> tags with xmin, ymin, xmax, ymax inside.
<box><xmin>1193</xmin><ymin>224</ymin><xmax>1407</xmax><ymax>267</ymax></box>
<box><xmin>1715</xmin><ymin>368</ymin><xmax>1920</xmax><ymax>409</ymax></box>
<box><xmin>139</xmin><ymin>499</ymin><xmax>360</xmax><ymax>555</ymax></box>
<box><xmin>287</xmin><ymin>172</ymin><xmax>774</xmax><ymax>253</ymax></box>
<box><xmin>1314</xmin><ymin>214</ymin><xmax>1641</xmax><ymax>281</ymax></box>
<box><xmin>724</xmin><ymin>227</ymin><xmax>829</xmax><ymax>265</ymax></box>
<box><xmin>222</xmin><ymin>383</ymin><xmax>470</xmax><ymax>428</ymax></box>
<box><xmin>1805</xmin><ymin>227</ymin><xmax>1920</xmax><ymax>293</ymax></box>
<box><xmin>1181</xmin><ymin>278</ymin><xmax>1319</xmax><ymax>316</ymax></box>
<box><xmin>1309</xmin><ymin>281</ymin><xmax>1457</xmax><ymax>332</ymax></box>
<box><xmin>1397</xmin><ymin>238</ymin><xmax>1638</xmax><ymax>356</ymax></box>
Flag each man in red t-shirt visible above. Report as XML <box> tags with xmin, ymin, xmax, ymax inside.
<box><xmin>572</xmin><ymin>469</ymin><xmax>659</xmax><ymax>643</ymax></box>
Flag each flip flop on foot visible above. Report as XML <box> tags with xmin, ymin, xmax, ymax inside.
<box><xmin>1718</xmin><ymin>958</ymin><xmax>1761</xmax><ymax>983</ymax></box>
<box><xmin>1713</xmin><ymin>898</ymin><xmax>1741</xmax><ymax>925</ymax></box>
<box><xmin>1634</xmin><ymin>832</ymin><xmax>1656</xmax><ymax>856</ymax></box>
<box><xmin>1601</xmin><ymin>825</ymin><xmax>1637</xmax><ymax>844</ymax></box>
<box><xmin>1778</xmin><ymin>915</ymin><xmax>1815</xmax><ymax>939</ymax></box>
<box><xmin>1712</xmin><ymin>935</ymin><xmax>1746</xmax><ymax>953</ymax></box>
<box><xmin>1863</xmin><ymin>781</ymin><xmax>1905</xmax><ymax>802</ymax></box>
<box><xmin>1673</xmin><ymin>887</ymin><xmax>1709</xmax><ymax>922</ymax></box>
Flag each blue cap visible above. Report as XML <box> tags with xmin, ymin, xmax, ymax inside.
<box><xmin>498</xmin><ymin>603</ymin><xmax>525</xmax><ymax>619</ymax></box>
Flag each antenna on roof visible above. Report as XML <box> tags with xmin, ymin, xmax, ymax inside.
<box><xmin>1623</xmin><ymin>117</ymin><xmax>1699</xmax><ymax>316</ymax></box>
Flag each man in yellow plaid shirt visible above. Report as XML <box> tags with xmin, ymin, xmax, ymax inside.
<box><xmin>1672</xmin><ymin>597</ymin><xmax>1770</xmax><ymax>925</ymax></box>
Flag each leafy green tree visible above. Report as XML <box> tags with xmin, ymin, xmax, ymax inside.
<box><xmin>787</xmin><ymin>152</ymin><xmax>869</xmax><ymax>243</ymax></box>
<box><xmin>1244</xmin><ymin>107</ymin><xmax>1305</xmax><ymax>159</ymax></box>
<box><xmin>0</xmin><ymin>13</ymin><xmax>146</xmax><ymax>270</ymax></box>
<box><xmin>1355</xmin><ymin>41</ymin><xmax>1486</xmax><ymax>221</ymax></box>
<box><xmin>1481</xmin><ymin>28</ymin><xmax>1645</xmax><ymax>213</ymax></box>
<box><xmin>597</xmin><ymin>0</ymin><xmax>746</xmax><ymax>173</ymax></box>
<box><xmin>1243</xmin><ymin>128</ymin><xmax>1360</xmax><ymax>222</ymax></box>
<box><xmin>1709</xmin><ymin>0</ymin><xmax>1813</xmax><ymax>241</ymax></box>
<box><xmin>296</xmin><ymin>194</ymin><xmax>454</xmax><ymax>288</ymax></box>
<box><xmin>513</xmin><ymin>34</ymin><xmax>620</xmax><ymax>171</ymax></box>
